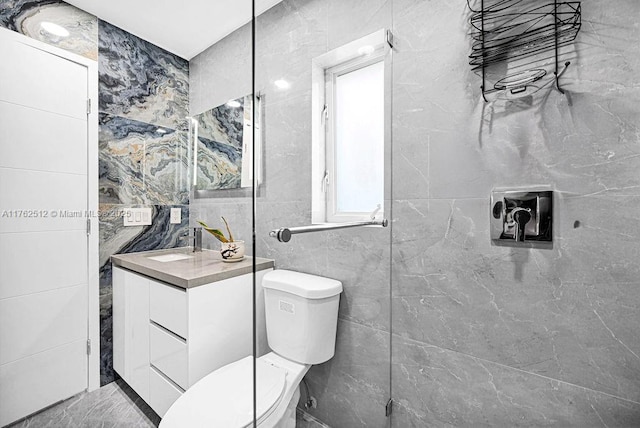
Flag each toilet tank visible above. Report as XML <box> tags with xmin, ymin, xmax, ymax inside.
<box><xmin>262</xmin><ymin>270</ymin><xmax>342</xmax><ymax>365</ymax></box>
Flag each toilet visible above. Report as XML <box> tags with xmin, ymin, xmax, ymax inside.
<box><xmin>160</xmin><ymin>269</ymin><xmax>343</xmax><ymax>428</ymax></box>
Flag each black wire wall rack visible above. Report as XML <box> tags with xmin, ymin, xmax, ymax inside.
<box><xmin>468</xmin><ymin>0</ymin><xmax>581</xmax><ymax>100</ymax></box>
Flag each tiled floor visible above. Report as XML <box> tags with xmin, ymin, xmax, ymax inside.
<box><xmin>7</xmin><ymin>380</ymin><xmax>329</xmax><ymax>428</ymax></box>
<box><xmin>7</xmin><ymin>379</ymin><xmax>160</xmax><ymax>428</ymax></box>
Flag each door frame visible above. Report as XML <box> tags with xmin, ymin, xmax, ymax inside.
<box><xmin>0</xmin><ymin>27</ymin><xmax>100</xmax><ymax>391</ymax></box>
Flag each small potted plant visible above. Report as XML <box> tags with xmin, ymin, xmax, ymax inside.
<box><xmin>198</xmin><ymin>217</ymin><xmax>245</xmax><ymax>262</ymax></box>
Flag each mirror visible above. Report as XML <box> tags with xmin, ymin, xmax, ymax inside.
<box><xmin>190</xmin><ymin>93</ymin><xmax>261</xmax><ymax>197</ymax></box>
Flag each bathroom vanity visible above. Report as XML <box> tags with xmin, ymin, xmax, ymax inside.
<box><xmin>111</xmin><ymin>249</ymin><xmax>274</xmax><ymax>417</ymax></box>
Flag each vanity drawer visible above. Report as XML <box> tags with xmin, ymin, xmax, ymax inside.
<box><xmin>149</xmin><ymin>280</ymin><xmax>187</xmax><ymax>338</ymax></box>
<box><xmin>149</xmin><ymin>323</ymin><xmax>188</xmax><ymax>389</ymax></box>
<box><xmin>148</xmin><ymin>366</ymin><xmax>183</xmax><ymax>417</ymax></box>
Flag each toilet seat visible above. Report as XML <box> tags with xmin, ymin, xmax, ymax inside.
<box><xmin>160</xmin><ymin>356</ymin><xmax>286</xmax><ymax>428</ymax></box>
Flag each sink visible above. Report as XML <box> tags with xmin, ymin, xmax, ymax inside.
<box><xmin>147</xmin><ymin>253</ymin><xmax>194</xmax><ymax>262</ymax></box>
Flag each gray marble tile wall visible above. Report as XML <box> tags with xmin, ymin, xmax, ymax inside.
<box><xmin>98</xmin><ymin>20</ymin><xmax>190</xmax><ymax>385</ymax></box>
<box><xmin>390</xmin><ymin>0</ymin><xmax>640</xmax><ymax>426</ymax></box>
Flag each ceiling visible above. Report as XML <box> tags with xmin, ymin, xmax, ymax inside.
<box><xmin>66</xmin><ymin>0</ymin><xmax>283</xmax><ymax>60</ymax></box>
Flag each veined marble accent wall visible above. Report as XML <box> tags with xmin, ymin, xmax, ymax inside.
<box><xmin>98</xmin><ymin>113</ymin><xmax>189</xmax><ymax>206</ymax></box>
<box><xmin>98</xmin><ymin>20</ymin><xmax>190</xmax><ymax>385</ymax></box>
<box><xmin>191</xmin><ymin>0</ymin><xmax>640</xmax><ymax>426</ymax></box>
<box><xmin>98</xmin><ymin>21</ymin><xmax>189</xmax><ymax>130</ymax></box>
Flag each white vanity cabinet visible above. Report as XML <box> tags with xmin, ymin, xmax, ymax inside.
<box><xmin>113</xmin><ymin>267</ymin><xmax>151</xmax><ymax>402</ymax></box>
<box><xmin>112</xmin><ymin>264</ymin><xmax>272</xmax><ymax>417</ymax></box>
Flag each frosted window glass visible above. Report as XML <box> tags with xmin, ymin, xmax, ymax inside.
<box><xmin>334</xmin><ymin>60</ymin><xmax>384</xmax><ymax>213</ymax></box>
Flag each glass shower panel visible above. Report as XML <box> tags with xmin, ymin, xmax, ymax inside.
<box><xmin>253</xmin><ymin>1</ymin><xmax>393</xmax><ymax>427</ymax></box>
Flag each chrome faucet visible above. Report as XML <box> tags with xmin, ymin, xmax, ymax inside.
<box><xmin>183</xmin><ymin>227</ymin><xmax>202</xmax><ymax>252</ymax></box>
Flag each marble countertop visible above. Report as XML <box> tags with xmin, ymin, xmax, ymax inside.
<box><xmin>111</xmin><ymin>248</ymin><xmax>274</xmax><ymax>289</ymax></box>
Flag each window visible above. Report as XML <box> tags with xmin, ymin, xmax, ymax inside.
<box><xmin>312</xmin><ymin>30</ymin><xmax>390</xmax><ymax>224</ymax></box>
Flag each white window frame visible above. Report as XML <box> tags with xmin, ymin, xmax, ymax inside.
<box><xmin>311</xmin><ymin>29</ymin><xmax>391</xmax><ymax>225</ymax></box>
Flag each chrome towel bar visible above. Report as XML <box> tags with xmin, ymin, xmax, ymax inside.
<box><xmin>269</xmin><ymin>219</ymin><xmax>388</xmax><ymax>243</ymax></box>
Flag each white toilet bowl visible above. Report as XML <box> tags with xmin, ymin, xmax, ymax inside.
<box><xmin>160</xmin><ymin>352</ymin><xmax>309</xmax><ymax>428</ymax></box>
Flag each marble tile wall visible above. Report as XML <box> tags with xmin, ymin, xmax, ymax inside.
<box><xmin>189</xmin><ymin>24</ymin><xmax>251</xmax><ymax>114</ymax></box>
<box><xmin>98</xmin><ymin>21</ymin><xmax>188</xmax><ymax>130</ymax></box>
<box><xmin>191</xmin><ymin>0</ymin><xmax>640</xmax><ymax>427</ymax></box>
<box><xmin>99</xmin><ymin>113</ymin><xmax>189</xmax><ymax>206</ymax></box>
<box><xmin>98</xmin><ymin>20</ymin><xmax>190</xmax><ymax>385</ymax></box>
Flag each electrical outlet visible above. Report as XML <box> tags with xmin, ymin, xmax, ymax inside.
<box><xmin>170</xmin><ymin>208</ymin><xmax>182</xmax><ymax>224</ymax></box>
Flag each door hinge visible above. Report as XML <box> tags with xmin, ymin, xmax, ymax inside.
<box><xmin>321</xmin><ymin>104</ymin><xmax>328</xmax><ymax>124</ymax></box>
<box><xmin>386</xmin><ymin>30</ymin><xmax>394</xmax><ymax>49</ymax></box>
<box><xmin>86</xmin><ymin>339</ymin><xmax>92</xmax><ymax>355</ymax></box>
<box><xmin>86</xmin><ymin>98</ymin><xmax>92</xmax><ymax>114</ymax></box>
<box><xmin>385</xmin><ymin>398</ymin><xmax>393</xmax><ymax>417</ymax></box>
<box><xmin>86</xmin><ymin>218</ymin><xmax>91</xmax><ymax>235</ymax></box>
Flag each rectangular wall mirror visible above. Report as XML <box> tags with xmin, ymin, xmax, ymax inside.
<box><xmin>190</xmin><ymin>93</ymin><xmax>262</xmax><ymax>198</ymax></box>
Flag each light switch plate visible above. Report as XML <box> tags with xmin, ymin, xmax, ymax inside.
<box><xmin>170</xmin><ymin>208</ymin><xmax>182</xmax><ymax>224</ymax></box>
<box><xmin>123</xmin><ymin>207</ymin><xmax>152</xmax><ymax>226</ymax></box>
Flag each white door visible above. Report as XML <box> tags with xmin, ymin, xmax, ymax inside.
<box><xmin>0</xmin><ymin>34</ymin><xmax>89</xmax><ymax>426</ymax></box>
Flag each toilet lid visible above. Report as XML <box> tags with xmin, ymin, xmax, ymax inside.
<box><xmin>161</xmin><ymin>356</ymin><xmax>286</xmax><ymax>428</ymax></box>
